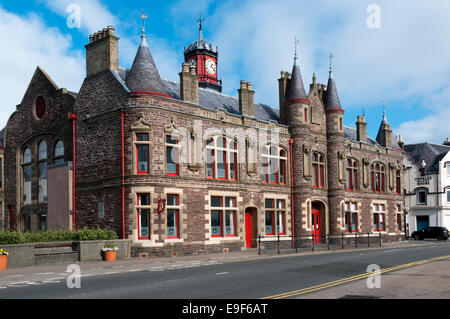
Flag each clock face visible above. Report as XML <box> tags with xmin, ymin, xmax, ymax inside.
<box><xmin>205</xmin><ymin>59</ymin><xmax>216</xmax><ymax>75</ymax></box>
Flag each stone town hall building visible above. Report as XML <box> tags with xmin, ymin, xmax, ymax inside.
<box><xmin>0</xmin><ymin>22</ymin><xmax>404</xmax><ymax>255</ymax></box>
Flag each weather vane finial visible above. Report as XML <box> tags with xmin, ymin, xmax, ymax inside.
<box><xmin>141</xmin><ymin>10</ymin><xmax>148</xmax><ymax>37</ymax></box>
<box><xmin>197</xmin><ymin>11</ymin><xmax>205</xmax><ymax>39</ymax></box>
<box><xmin>329</xmin><ymin>52</ymin><xmax>334</xmax><ymax>72</ymax></box>
<box><xmin>382</xmin><ymin>100</ymin><xmax>388</xmax><ymax>122</ymax></box>
<box><xmin>294</xmin><ymin>37</ymin><xmax>300</xmax><ymax>64</ymax></box>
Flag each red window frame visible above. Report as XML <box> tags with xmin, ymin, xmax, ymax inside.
<box><xmin>276</xmin><ymin>199</ymin><xmax>286</xmax><ymax>235</ymax></box>
<box><xmin>225</xmin><ymin>210</ymin><xmax>237</xmax><ymax>237</ymax></box>
<box><xmin>265</xmin><ymin>211</ymin><xmax>275</xmax><ymax>235</ymax></box>
<box><xmin>371</xmin><ymin>164</ymin><xmax>385</xmax><ymax>193</ymax></box>
<box><xmin>229</xmin><ymin>141</ymin><xmax>237</xmax><ymax>181</ymax></box>
<box><xmin>137</xmin><ymin>193</ymin><xmax>151</xmax><ymax>240</ymax></box>
<box><xmin>265</xmin><ymin>199</ymin><xmax>275</xmax><ymax>235</ymax></box>
<box><xmin>166</xmin><ymin>194</ymin><xmax>179</xmax><ymax>239</ymax></box>
<box><xmin>312</xmin><ymin>153</ymin><xmax>325</xmax><ymax>188</ymax></box>
<box><xmin>373</xmin><ymin>212</ymin><xmax>385</xmax><ymax>232</ymax></box>
<box><xmin>210</xmin><ymin>196</ymin><xmax>238</xmax><ymax>238</ymax></box>
<box><xmin>280</xmin><ymin>158</ymin><xmax>286</xmax><ymax>185</ymax></box>
<box><xmin>166</xmin><ymin>136</ymin><xmax>179</xmax><ymax>176</ymax></box>
<box><xmin>217</xmin><ymin>149</ymin><xmax>228</xmax><ymax>180</ymax></box>
<box><xmin>136</xmin><ymin>133</ymin><xmax>149</xmax><ymax>174</ymax></box>
<box><xmin>396</xmin><ymin>170</ymin><xmax>401</xmax><ymax>194</ymax></box>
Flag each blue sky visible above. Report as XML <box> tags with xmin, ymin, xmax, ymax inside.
<box><xmin>1</xmin><ymin>0</ymin><xmax>450</xmax><ymax>144</ymax></box>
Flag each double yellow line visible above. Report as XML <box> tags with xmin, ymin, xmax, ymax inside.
<box><xmin>262</xmin><ymin>254</ymin><xmax>450</xmax><ymax>299</ymax></box>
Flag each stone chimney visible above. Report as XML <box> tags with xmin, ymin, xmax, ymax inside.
<box><xmin>443</xmin><ymin>137</ymin><xmax>450</xmax><ymax>146</ymax></box>
<box><xmin>278</xmin><ymin>71</ymin><xmax>291</xmax><ymax>124</ymax></box>
<box><xmin>238</xmin><ymin>80</ymin><xmax>255</xmax><ymax>117</ymax></box>
<box><xmin>179</xmin><ymin>63</ymin><xmax>199</xmax><ymax>104</ymax></box>
<box><xmin>85</xmin><ymin>26</ymin><xmax>119</xmax><ymax>77</ymax></box>
<box><xmin>356</xmin><ymin>115</ymin><xmax>367</xmax><ymax>143</ymax></box>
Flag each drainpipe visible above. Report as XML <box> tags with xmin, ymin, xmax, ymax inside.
<box><xmin>289</xmin><ymin>139</ymin><xmax>295</xmax><ymax>248</ymax></box>
<box><xmin>71</xmin><ymin>113</ymin><xmax>77</xmax><ymax>230</ymax></box>
<box><xmin>121</xmin><ymin>111</ymin><xmax>125</xmax><ymax>239</ymax></box>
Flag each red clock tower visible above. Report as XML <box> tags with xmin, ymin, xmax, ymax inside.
<box><xmin>184</xmin><ymin>15</ymin><xmax>222</xmax><ymax>92</ymax></box>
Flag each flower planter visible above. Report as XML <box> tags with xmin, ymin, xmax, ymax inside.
<box><xmin>104</xmin><ymin>250</ymin><xmax>117</xmax><ymax>262</ymax></box>
<box><xmin>0</xmin><ymin>255</ymin><xmax>8</xmax><ymax>271</ymax></box>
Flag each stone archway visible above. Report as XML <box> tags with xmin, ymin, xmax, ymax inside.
<box><xmin>311</xmin><ymin>199</ymin><xmax>328</xmax><ymax>239</ymax></box>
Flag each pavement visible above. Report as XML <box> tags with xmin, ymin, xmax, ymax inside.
<box><xmin>296</xmin><ymin>257</ymin><xmax>450</xmax><ymax>299</ymax></box>
<box><xmin>0</xmin><ymin>239</ymin><xmax>446</xmax><ymax>297</ymax></box>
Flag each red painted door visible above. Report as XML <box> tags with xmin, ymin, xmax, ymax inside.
<box><xmin>312</xmin><ymin>209</ymin><xmax>320</xmax><ymax>244</ymax></box>
<box><xmin>245</xmin><ymin>212</ymin><xmax>253</xmax><ymax>248</ymax></box>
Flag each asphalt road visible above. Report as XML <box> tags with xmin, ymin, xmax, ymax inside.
<box><xmin>1</xmin><ymin>241</ymin><xmax>449</xmax><ymax>299</ymax></box>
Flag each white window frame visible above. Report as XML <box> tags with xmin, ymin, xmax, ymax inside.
<box><xmin>417</xmin><ymin>189</ymin><xmax>427</xmax><ymax>205</ymax></box>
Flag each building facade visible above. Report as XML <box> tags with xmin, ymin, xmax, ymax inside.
<box><xmin>403</xmin><ymin>141</ymin><xmax>450</xmax><ymax>235</ymax></box>
<box><xmin>2</xmin><ymin>23</ymin><xmax>404</xmax><ymax>255</ymax></box>
<box><xmin>0</xmin><ymin>129</ymin><xmax>4</xmax><ymax>229</ymax></box>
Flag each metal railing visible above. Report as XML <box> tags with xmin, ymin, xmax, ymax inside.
<box><xmin>257</xmin><ymin>232</ymin><xmax>384</xmax><ymax>255</ymax></box>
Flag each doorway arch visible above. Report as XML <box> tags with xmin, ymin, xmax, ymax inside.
<box><xmin>244</xmin><ymin>206</ymin><xmax>258</xmax><ymax>248</ymax></box>
<box><xmin>311</xmin><ymin>199</ymin><xmax>328</xmax><ymax>241</ymax></box>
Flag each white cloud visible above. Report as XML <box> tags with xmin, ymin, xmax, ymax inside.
<box><xmin>0</xmin><ymin>6</ymin><xmax>84</xmax><ymax>129</ymax></box>
<box><xmin>202</xmin><ymin>0</ymin><xmax>450</xmax><ymax>143</ymax></box>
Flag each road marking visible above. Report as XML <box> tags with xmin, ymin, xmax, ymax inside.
<box><xmin>216</xmin><ymin>272</ymin><xmax>228</xmax><ymax>275</ymax></box>
<box><xmin>128</xmin><ymin>269</ymin><xmax>143</xmax><ymax>272</ymax></box>
<box><xmin>5</xmin><ymin>275</ymin><xmax>24</xmax><ymax>278</ymax></box>
<box><xmin>104</xmin><ymin>272</ymin><xmax>119</xmax><ymax>275</ymax></box>
<box><xmin>8</xmin><ymin>281</ymin><xmax>38</xmax><ymax>287</ymax></box>
<box><xmin>262</xmin><ymin>254</ymin><xmax>450</xmax><ymax>299</ymax></box>
<box><xmin>36</xmin><ymin>272</ymin><xmax>55</xmax><ymax>275</ymax></box>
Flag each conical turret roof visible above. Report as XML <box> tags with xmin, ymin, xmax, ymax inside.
<box><xmin>324</xmin><ymin>70</ymin><xmax>343</xmax><ymax>111</ymax></box>
<box><xmin>126</xmin><ymin>32</ymin><xmax>167</xmax><ymax>95</ymax></box>
<box><xmin>376</xmin><ymin>110</ymin><xmax>390</xmax><ymax>144</ymax></box>
<box><xmin>285</xmin><ymin>57</ymin><xmax>307</xmax><ymax>101</ymax></box>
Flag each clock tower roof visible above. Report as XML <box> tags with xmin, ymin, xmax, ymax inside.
<box><xmin>184</xmin><ymin>13</ymin><xmax>217</xmax><ymax>56</ymax></box>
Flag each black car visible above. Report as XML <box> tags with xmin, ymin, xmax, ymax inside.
<box><xmin>411</xmin><ymin>226</ymin><xmax>449</xmax><ymax>241</ymax></box>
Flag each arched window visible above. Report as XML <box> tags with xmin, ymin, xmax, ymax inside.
<box><xmin>54</xmin><ymin>140</ymin><xmax>65</xmax><ymax>164</ymax></box>
<box><xmin>206</xmin><ymin>136</ymin><xmax>238</xmax><ymax>181</ymax></box>
<box><xmin>38</xmin><ymin>141</ymin><xmax>48</xmax><ymax>203</ymax></box>
<box><xmin>22</xmin><ymin>148</ymin><xmax>32</xmax><ymax>205</ymax></box>
<box><xmin>371</xmin><ymin>163</ymin><xmax>385</xmax><ymax>193</ymax></box>
<box><xmin>312</xmin><ymin>152</ymin><xmax>325</xmax><ymax>188</ymax></box>
<box><xmin>346</xmin><ymin>158</ymin><xmax>358</xmax><ymax>191</ymax></box>
<box><xmin>261</xmin><ymin>145</ymin><xmax>287</xmax><ymax>185</ymax></box>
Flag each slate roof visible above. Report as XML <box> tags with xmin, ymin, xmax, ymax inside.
<box><xmin>403</xmin><ymin>143</ymin><xmax>450</xmax><ymax>173</ymax></box>
<box><xmin>285</xmin><ymin>61</ymin><xmax>307</xmax><ymax>101</ymax></box>
<box><xmin>125</xmin><ymin>36</ymin><xmax>167</xmax><ymax>95</ymax></box>
<box><xmin>323</xmin><ymin>72</ymin><xmax>343</xmax><ymax>111</ymax></box>
<box><xmin>163</xmin><ymin>79</ymin><xmax>279</xmax><ymax>123</ymax></box>
<box><xmin>343</xmin><ymin>126</ymin><xmax>378</xmax><ymax>146</ymax></box>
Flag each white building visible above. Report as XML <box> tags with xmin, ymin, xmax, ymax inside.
<box><xmin>403</xmin><ymin>140</ymin><xmax>450</xmax><ymax>235</ymax></box>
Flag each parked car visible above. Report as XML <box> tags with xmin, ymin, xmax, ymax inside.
<box><xmin>411</xmin><ymin>227</ymin><xmax>449</xmax><ymax>241</ymax></box>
